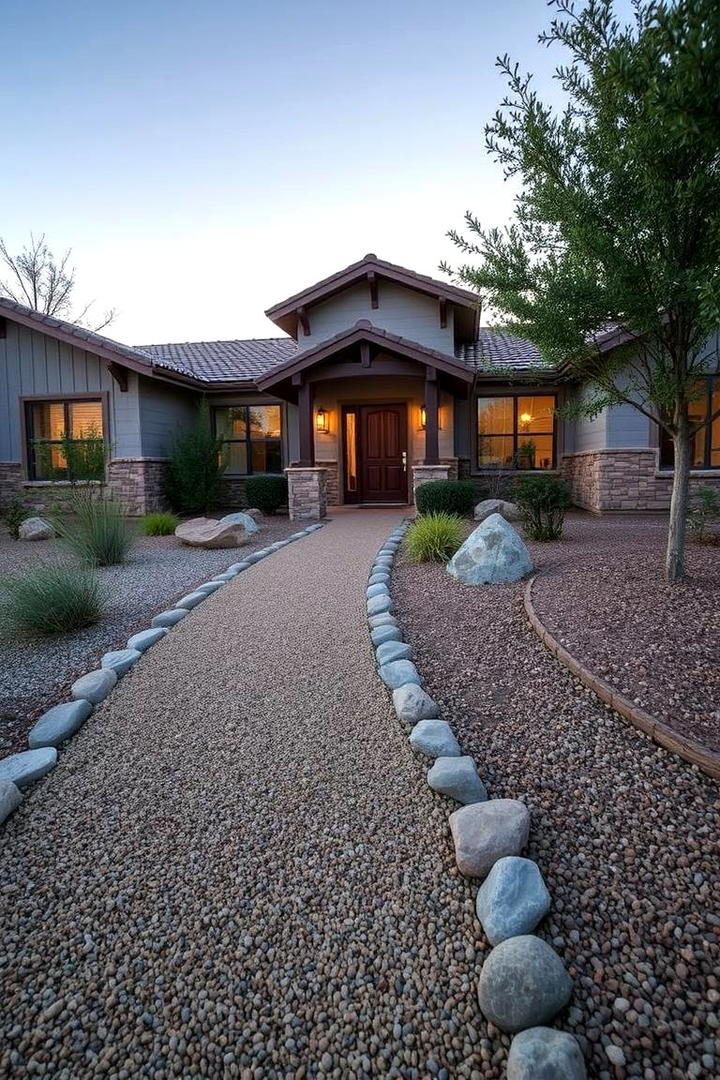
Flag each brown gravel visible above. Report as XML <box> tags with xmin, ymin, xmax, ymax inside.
<box><xmin>393</xmin><ymin>517</ymin><xmax>720</xmax><ymax>1080</ymax></box>
<box><xmin>528</xmin><ymin>514</ymin><xmax>720</xmax><ymax>753</ymax></box>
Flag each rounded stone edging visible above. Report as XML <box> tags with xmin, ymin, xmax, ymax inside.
<box><xmin>0</xmin><ymin>521</ymin><xmax>327</xmax><ymax>825</ymax></box>
<box><xmin>524</xmin><ymin>574</ymin><xmax>720</xmax><ymax>782</ymax></box>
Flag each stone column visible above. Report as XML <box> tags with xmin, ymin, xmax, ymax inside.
<box><xmin>411</xmin><ymin>463</ymin><xmax>452</xmax><ymax>507</ymax></box>
<box><xmin>285</xmin><ymin>466</ymin><xmax>328</xmax><ymax>521</ymax></box>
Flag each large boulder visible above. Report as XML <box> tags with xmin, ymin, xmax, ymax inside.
<box><xmin>474</xmin><ymin>498</ymin><xmax>522</xmax><ymax>523</ymax></box>
<box><xmin>175</xmin><ymin>517</ymin><xmax>250</xmax><ymax>549</ymax></box>
<box><xmin>18</xmin><ymin>517</ymin><xmax>55</xmax><ymax>540</ymax></box>
<box><xmin>220</xmin><ymin>511</ymin><xmax>260</xmax><ymax>534</ymax></box>
<box><xmin>477</xmin><ymin>935</ymin><xmax>573</xmax><ymax>1033</ymax></box>
<box><xmin>507</xmin><ymin>1028</ymin><xmax>586</xmax><ymax>1080</ymax></box>
<box><xmin>476</xmin><ymin>856</ymin><xmax>552</xmax><ymax>945</ymax></box>
<box><xmin>449</xmin><ymin>798</ymin><xmax>530</xmax><ymax>878</ymax></box>
<box><xmin>447</xmin><ymin>513</ymin><xmax>532</xmax><ymax>585</ymax></box>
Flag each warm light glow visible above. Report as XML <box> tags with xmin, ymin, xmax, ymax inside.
<box><xmin>519</xmin><ymin>412</ymin><xmax>533</xmax><ymax>426</ymax></box>
<box><xmin>315</xmin><ymin>407</ymin><xmax>329</xmax><ymax>434</ymax></box>
<box><xmin>419</xmin><ymin>405</ymin><xmax>427</xmax><ymax>430</ymax></box>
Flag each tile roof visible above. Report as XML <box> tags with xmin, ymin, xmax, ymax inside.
<box><xmin>457</xmin><ymin>330</ymin><xmax>547</xmax><ymax>371</ymax></box>
<box><xmin>136</xmin><ymin>338</ymin><xmax>298</xmax><ymax>382</ymax></box>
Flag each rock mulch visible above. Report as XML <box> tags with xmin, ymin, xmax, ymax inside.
<box><xmin>393</xmin><ymin>530</ymin><xmax>720</xmax><ymax>1079</ymax></box>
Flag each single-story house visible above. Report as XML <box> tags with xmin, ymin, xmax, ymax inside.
<box><xmin>0</xmin><ymin>253</ymin><xmax>717</xmax><ymax>520</ymax></box>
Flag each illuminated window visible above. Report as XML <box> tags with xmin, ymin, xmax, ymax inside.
<box><xmin>477</xmin><ymin>394</ymin><xmax>556</xmax><ymax>470</ymax></box>
<box><xmin>659</xmin><ymin>378</ymin><xmax>720</xmax><ymax>469</ymax></box>
<box><xmin>214</xmin><ymin>405</ymin><xmax>283</xmax><ymax>475</ymax></box>
<box><xmin>25</xmin><ymin>399</ymin><xmax>105</xmax><ymax>480</ymax></box>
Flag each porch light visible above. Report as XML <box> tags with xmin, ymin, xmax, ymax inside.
<box><xmin>419</xmin><ymin>405</ymin><xmax>427</xmax><ymax>430</ymax></box>
<box><xmin>315</xmin><ymin>407</ymin><xmax>329</xmax><ymax>434</ymax></box>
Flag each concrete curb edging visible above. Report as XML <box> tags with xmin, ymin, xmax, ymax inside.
<box><xmin>367</xmin><ymin>522</ymin><xmax>585</xmax><ymax>1074</ymax></box>
<box><xmin>0</xmin><ymin>521</ymin><xmax>327</xmax><ymax>827</ymax></box>
<box><xmin>524</xmin><ymin>574</ymin><xmax>720</xmax><ymax>781</ymax></box>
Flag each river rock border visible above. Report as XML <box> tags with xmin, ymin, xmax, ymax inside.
<box><xmin>367</xmin><ymin>523</ymin><xmax>587</xmax><ymax>1079</ymax></box>
<box><xmin>0</xmin><ymin>523</ymin><xmax>326</xmax><ymax>825</ymax></box>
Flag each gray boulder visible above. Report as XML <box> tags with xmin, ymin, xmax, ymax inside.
<box><xmin>175</xmin><ymin>590</ymin><xmax>208</xmax><ymax>610</ymax></box>
<box><xmin>477</xmin><ymin>935</ymin><xmax>573</xmax><ymax>1033</ymax></box>
<box><xmin>127</xmin><ymin>628</ymin><xmax>167</xmax><ymax>653</ymax></box>
<box><xmin>71</xmin><ymin>668</ymin><xmax>117</xmax><ymax>705</ymax></box>
<box><xmin>0</xmin><ymin>747</ymin><xmax>57</xmax><ymax>788</ymax></box>
<box><xmin>228</xmin><ymin>561</ymin><xmax>251</xmax><ymax>573</ymax></box>
<box><xmin>175</xmin><ymin>517</ymin><xmax>249</xmax><ymax>548</ymax></box>
<box><xmin>476</xmin><ymin>856</ymin><xmax>552</xmax><ymax>945</ymax></box>
<box><xmin>368</xmin><ymin>572</ymin><xmax>390</xmax><ymax>586</ymax></box>
<box><xmin>370</xmin><ymin>625</ymin><xmax>402</xmax><ymax>648</ymax></box>
<box><xmin>152</xmin><ymin>608</ymin><xmax>188</xmax><ymax>628</ymax></box>
<box><xmin>409</xmin><ymin>719</ymin><xmax>461</xmax><ymax>758</ymax></box>
<box><xmin>0</xmin><ymin>780</ymin><xmax>22</xmax><ymax>824</ymax></box>
<box><xmin>393</xmin><ymin>684</ymin><xmax>439</xmax><ymax>724</ymax></box>
<box><xmin>368</xmin><ymin>612</ymin><xmax>397</xmax><ymax>629</ymax></box>
<box><xmin>195</xmin><ymin>581</ymin><xmax>224</xmax><ymax>595</ymax></box>
<box><xmin>447</xmin><ymin>513</ymin><xmax>533</xmax><ymax>585</ymax></box>
<box><xmin>507</xmin><ymin>1028</ymin><xmax>586</xmax><ymax>1080</ymax></box>
<box><xmin>220</xmin><ymin>511</ymin><xmax>260</xmax><ymax>534</ymax></box>
<box><xmin>101</xmin><ymin>648</ymin><xmax>142</xmax><ymax>676</ymax></box>
<box><xmin>367</xmin><ymin>582</ymin><xmax>390</xmax><ymax>600</ymax></box>
<box><xmin>474</xmin><ymin>498</ymin><xmax>522</xmax><ymax>523</ymax></box>
<box><xmin>427</xmin><ymin>756</ymin><xmax>487</xmax><ymax>804</ymax></box>
<box><xmin>28</xmin><ymin>700</ymin><xmax>93</xmax><ymax>749</ymax></box>
<box><xmin>19</xmin><ymin>516</ymin><xmax>55</xmax><ymax>540</ymax></box>
<box><xmin>449</xmin><ymin>798</ymin><xmax>530</xmax><ymax>878</ymax></box>
<box><xmin>375</xmin><ymin>640</ymin><xmax>412</xmax><ymax>666</ymax></box>
<box><xmin>245</xmin><ymin>550</ymin><xmax>269</xmax><ymax>564</ymax></box>
<box><xmin>367</xmin><ymin>594</ymin><xmax>393</xmax><ymax>617</ymax></box>
<box><xmin>378</xmin><ymin>659</ymin><xmax>420</xmax><ymax>690</ymax></box>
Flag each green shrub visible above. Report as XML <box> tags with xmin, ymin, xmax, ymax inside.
<box><xmin>405</xmin><ymin>512</ymin><xmax>464</xmax><ymax>563</ymax></box>
<box><xmin>55</xmin><ymin>493</ymin><xmax>133</xmax><ymax>566</ymax></box>
<box><xmin>165</xmin><ymin>399</ymin><xmax>226</xmax><ymax>513</ymax></box>
<box><xmin>415</xmin><ymin>479</ymin><xmax>476</xmax><ymax>517</ymax></box>
<box><xmin>0</xmin><ymin>564</ymin><xmax>102</xmax><ymax>638</ymax></box>
<box><xmin>141</xmin><ymin>511</ymin><xmax>179</xmax><ymax>536</ymax></box>
<box><xmin>245</xmin><ymin>474</ymin><xmax>288</xmax><ymax>515</ymax></box>
<box><xmin>687</xmin><ymin>486</ymin><xmax>720</xmax><ymax>544</ymax></box>
<box><xmin>1</xmin><ymin>499</ymin><xmax>26</xmax><ymax>540</ymax></box>
<box><xmin>513</xmin><ymin>474</ymin><xmax>571</xmax><ymax>541</ymax></box>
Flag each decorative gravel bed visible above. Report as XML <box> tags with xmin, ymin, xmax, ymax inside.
<box><xmin>528</xmin><ymin>514</ymin><xmax>720</xmax><ymax>753</ymax></box>
<box><xmin>392</xmin><ymin>528</ymin><xmax>720</xmax><ymax>1079</ymax></box>
<box><xmin>0</xmin><ymin>518</ymin><xmax>297</xmax><ymax>756</ymax></box>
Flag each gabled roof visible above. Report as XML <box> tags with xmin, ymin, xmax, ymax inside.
<box><xmin>458</xmin><ymin>330</ymin><xmax>545</xmax><ymax>371</ymax></box>
<box><xmin>138</xmin><ymin>338</ymin><xmax>297</xmax><ymax>383</ymax></box>
<box><xmin>265</xmin><ymin>253</ymin><xmax>481</xmax><ymax>337</ymax></box>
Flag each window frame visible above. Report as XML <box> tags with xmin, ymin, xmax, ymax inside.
<box><xmin>659</xmin><ymin>376</ymin><xmax>720</xmax><ymax>470</ymax></box>
<box><xmin>213</xmin><ymin>402</ymin><xmax>284</xmax><ymax>477</ymax></box>
<box><xmin>475</xmin><ymin>391</ymin><xmax>558</xmax><ymax>472</ymax></box>
<box><xmin>21</xmin><ymin>392</ymin><xmax>109</xmax><ymax>482</ymax></box>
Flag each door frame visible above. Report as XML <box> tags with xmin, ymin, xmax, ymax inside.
<box><xmin>341</xmin><ymin>400</ymin><xmax>410</xmax><ymax>505</ymax></box>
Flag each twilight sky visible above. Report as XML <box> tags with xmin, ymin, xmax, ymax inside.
<box><xmin>2</xmin><ymin>0</ymin><xmax>593</xmax><ymax>345</ymax></box>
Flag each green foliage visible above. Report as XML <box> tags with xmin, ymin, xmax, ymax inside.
<box><xmin>476</xmin><ymin>466</ymin><xmax>514</xmax><ymax>502</ymax></box>
<box><xmin>415</xmin><ymin>479</ymin><xmax>476</xmax><ymax>517</ymax></box>
<box><xmin>0</xmin><ymin>563</ymin><xmax>102</xmax><ymax>638</ymax></box>
<box><xmin>513</xmin><ymin>474</ymin><xmax>570</xmax><ymax>541</ymax></box>
<box><xmin>687</xmin><ymin>486</ymin><xmax>720</xmax><ymax>544</ymax></box>
<box><xmin>405</xmin><ymin>512</ymin><xmax>464</xmax><ymax>563</ymax></box>
<box><xmin>35</xmin><ymin>424</ymin><xmax>107</xmax><ymax>482</ymax></box>
<box><xmin>165</xmin><ymin>399</ymin><xmax>226</xmax><ymax>514</ymax></box>
<box><xmin>1</xmin><ymin>499</ymin><xmax>26</xmax><ymax>540</ymax></box>
<box><xmin>55</xmin><ymin>493</ymin><xmax>132</xmax><ymax>566</ymax></box>
<box><xmin>245</xmin><ymin>474</ymin><xmax>288</xmax><ymax>515</ymax></box>
<box><xmin>141</xmin><ymin>511</ymin><xmax>179</xmax><ymax>536</ymax></box>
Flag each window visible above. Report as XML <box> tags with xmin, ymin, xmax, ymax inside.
<box><xmin>660</xmin><ymin>378</ymin><xmax>720</xmax><ymax>469</ymax></box>
<box><xmin>214</xmin><ymin>404</ymin><xmax>283</xmax><ymax>475</ymax></box>
<box><xmin>477</xmin><ymin>394</ymin><xmax>556</xmax><ymax>470</ymax></box>
<box><xmin>25</xmin><ymin>398</ymin><xmax>105</xmax><ymax>481</ymax></box>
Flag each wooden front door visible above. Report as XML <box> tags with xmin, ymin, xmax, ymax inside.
<box><xmin>359</xmin><ymin>404</ymin><xmax>408</xmax><ymax>503</ymax></box>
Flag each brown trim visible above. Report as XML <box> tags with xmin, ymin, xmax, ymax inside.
<box><xmin>19</xmin><ymin>391</ymin><xmax>111</xmax><ymax>482</ymax></box>
<box><xmin>524</xmin><ymin>575</ymin><xmax>720</xmax><ymax>781</ymax></box>
<box><xmin>297</xmin><ymin>307</ymin><xmax>311</xmax><ymax>337</ymax></box>
<box><xmin>107</xmin><ymin>361</ymin><xmax>129</xmax><ymax>392</ymax></box>
<box><xmin>0</xmin><ymin>316</ymin><xmax>6</xmax><ymax>339</ymax></box>
<box><xmin>367</xmin><ymin>271</ymin><xmax>379</xmax><ymax>309</ymax></box>
<box><xmin>438</xmin><ymin>298</ymin><xmax>447</xmax><ymax>329</ymax></box>
<box><xmin>424</xmin><ymin>369</ymin><xmax>439</xmax><ymax>465</ymax></box>
<box><xmin>297</xmin><ymin>381</ymin><xmax>314</xmax><ymax>467</ymax></box>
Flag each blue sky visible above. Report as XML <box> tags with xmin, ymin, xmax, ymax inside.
<box><xmin>2</xmin><ymin>1</ymin><xmax>591</xmax><ymax>343</ymax></box>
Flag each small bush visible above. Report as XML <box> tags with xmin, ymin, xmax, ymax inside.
<box><xmin>1</xmin><ymin>499</ymin><xmax>26</xmax><ymax>540</ymax></box>
<box><xmin>415</xmin><ymin>479</ymin><xmax>476</xmax><ymax>517</ymax></box>
<box><xmin>141</xmin><ymin>511</ymin><xmax>179</xmax><ymax>536</ymax></box>
<box><xmin>245</xmin><ymin>474</ymin><xmax>288</xmax><ymax>515</ymax></box>
<box><xmin>513</xmin><ymin>474</ymin><xmax>571</xmax><ymax>541</ymax></box>
<box><xmin>405</xmin><ymin>512</ymin><xmax>464</xmax><ymax>563</ymax></box>
<box><xmin>687</xmin><ymin>486</ymin><xmax>720</xmax><ymax>544</ymax></box>
<box><xmin>165</xmin><ymin>399</ymin><xmax>226</xmax><ymax>514</ymax></box>
<box><xmin>0</xmin><ymin>564</ymin><xmax>102</xmax><ymax>638</ymax></box>
<box><xmin>55</xmin><ymin>493</ymin><xmax>133</xmax><ymax>566</ymax></box>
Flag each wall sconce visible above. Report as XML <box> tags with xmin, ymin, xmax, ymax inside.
<box><xmin>419</xmin><ymin>405</ymin><xmax>427</xmax><ymax>430</ymax></box>
<box><xmin>315</xmin><ymin>408</ymin><xmax>329</xmax><ymax>434</ymax></box>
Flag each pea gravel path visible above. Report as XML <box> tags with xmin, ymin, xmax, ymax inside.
<box><xmin>0</xmin><ymin>512</ymin><xmax>491</xmax><ymax>1080</ymax></box>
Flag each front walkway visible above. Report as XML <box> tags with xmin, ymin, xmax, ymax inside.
<box><xmin>0</xmin><ymin>513</ymin><xmax>483</xmax><ymax>1079</ymax></box>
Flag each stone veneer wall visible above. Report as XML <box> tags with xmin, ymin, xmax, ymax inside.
<box><xmin>285</xmin><ymin>467</ymin><xmax>328</xmax><ymax>521</ymax></box>
<box><xmin>0</xmin><ymin>462</ymin><xmax>22</xmax><ymax>507</ymax></box>
<box><xmin>218</xmin><ymin>476</ymin><xmax>249</xmax><ymax>508</ymax></box>
<box><xmin>561</xmin><ymin>449</ymin><xmax>720</xmax><ymax>512</ymax></box>
<box><xmin>318</xmin><ymin>461</ymin><xmax>340</xmax><ymax>506</ymax></box>
<box><xmin>106</xmin><ymin>458</ymin><xmax>169</xmax><ymax>515</ymax></box>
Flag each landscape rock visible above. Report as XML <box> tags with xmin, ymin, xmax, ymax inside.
<box><xmin>220</xmin><ymin>511</ymin><xmax>260</xmax><ymax>534</ymax></box>
<box><xmin>368</xmin><ymin>572</ymin><xmax>390</xmax><ymax>586</ymax></box>
<box><xmin>195</xmin><ymin>581</ymin><xmax>224</xmax><ymax>595</ymax></box>
<box><xmin>447</xmin><ymin>513</ymin><xmax>533</xmax><ymax>585</ymax></box>
<box><xmin>368</xmin><ymin>612</ymin><xmax>397</xmax><ymax>629</ymax></box>
<box><xmin>175</xmin><ymin>590</ymin><xmax>208</xmax><ymax>610</ymax></box>
<box><xmin>0</xmin><ymin>747</ymin><xmax>57</xmax><ymax>789</ymax></box>
<box><xmin>427</xmin><ymin>755</ymin><xmax>487</xmax><ymax>804</ymax></box>
<box><xmin>370</xmin><ymin>625</ymin><xmax>402</xmax><ymax>647</ymax></box>
<box><xmin>367</xmin><ymin>594</ymin><xmax>393</xmax><ymax>617</ymax></box>
<box><xmin>245</xmin><ymin>550</ymin><xmax>269</xmax><ymax>564</ymax></box>
<box><xmin>507</xmin><ymin>1027</ymin><xmax>587</xmax><ymax>1080</ymax></box>
<box><xmin>19</xmin><ymin>516</ymin><xmax>55</xmax><ymax>540</ymax></box>
<box><xmin>152</xmin><ymin>608</ymin><xmax>188</xmax><ymax>628</ymax></box>
<box><xmin>409</xmin><ymin>719</ymin><xmax>461</xmax><ymax>758</ymax></box>
<box><xmin>0</xmin><ymin>780</ymin><xmax>22</xmax><ymax>824</ymax></box>
<box><xmin>28</xmin><ymin>700</ymin><xmax>93</xmax><ymax>749</ymax></box>
<box><xmin>227</xmin><ymin>561</ymin><xmax>251</xmax><ymax>573</ymax></box>
<box><xmin>127</xmin><ymin>628</ymin><xmax>168</xmax><ymax>653</ymax></box>
<box><xmin>393</xmin><ymin>684</ymin><xmax>440</xmax><ymax>723</ymax></box>
<box><xmin>70</xmin><ymin>668</ymin><xmax>117</xmax><ymax>705</ymax></box>
<box><xmin>101</xmin><ymin>648</ymin><xmax>143</xmax><ymax>676</ymax></box>
<box><xmin>476</xmin><ymin>856</ymin><xmax>552</xmax><ymax>945</ymax></box>
<box><xmin>449</xmin><ymin>798</ymin><xmax>530</xmax><ymax>878</ymax></box>
<box><xmin>477</xmin><ymin>935</ymin><xmax>573</xmax><ymax>1032</ymax></box>
<box><xmin>175</xmin><ymin>517</ymin><xmax>249</xmax><ymax>549</ymax></box>
<box><xmin>378</xmin><ymin>659</ymin><xmax>420</xmax><ymax>690</ymax></box>
<box><xmin>375</xmin><ymin>640</ymin><xmax>412</xmax><ymax>666</ymax></box>
<box><xmin>474</xmin><ymin>498</ymin><xmax>522</xmax><ymax>523</ymax></box>
<box><xmin>367</xmin><ymin>582</ymin><xmax>390</xmax><ymax>600</ymax></box>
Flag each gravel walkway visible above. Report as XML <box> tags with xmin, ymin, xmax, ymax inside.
<box><xmin>0</xmin><ymin>512</ymin><xmax>492</xmax><ymax>1080</ymax></box>
<box><xmin>0</xmin><ymin>519</ymin><xmax>297</xmax><ymax>756</ymax></box>
<box><xmin>393</xmin><ymin>529</ymin><xmax>720</xmax><ymax>1080</ymax></box>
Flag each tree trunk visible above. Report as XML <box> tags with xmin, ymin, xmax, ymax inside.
<box><xmin>665</xmin><ymin>419</ymin><xmax>691</xmax><ymax>584</ymax></box>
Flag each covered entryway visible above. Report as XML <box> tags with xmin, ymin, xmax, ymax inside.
<box><xmin>343</xmin><ymin>403</ymin><xmax>408</xmax><ymax>504</ymax></box>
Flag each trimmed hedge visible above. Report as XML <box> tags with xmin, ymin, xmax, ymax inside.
<box><xmin>415</xmin><ymin>479</ymin><xmax>476</xmax><ymax>517</ymax></box>
<box><xmin>245</xmin><ymin>474</ymin><xmax>288</xmax><ymax>515</ymax></box>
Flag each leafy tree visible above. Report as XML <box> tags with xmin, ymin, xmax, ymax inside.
<box><xmin>165</xmin><ymin>398</ymin><xmax>226</xmax><ymax>514</ymax></box>
<box><xmin>444</xmin><ymin>0</ymin><xmax>720</xmax><ymax>582</ymax></box>
<box><xmin>0</xmin><ymin>233</ymin><xmax>115</xmax><ymax>331</ymax></box>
